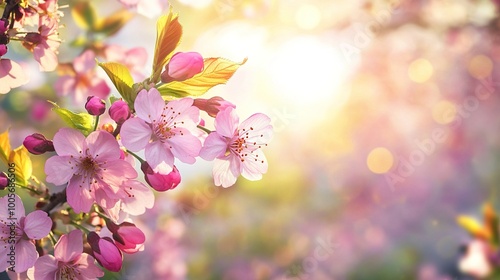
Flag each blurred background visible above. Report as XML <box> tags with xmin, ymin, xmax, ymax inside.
<box><xmin>2</xmin><ymin>0</ymin><xmax>500</xmax><ymax>279</ymax></box>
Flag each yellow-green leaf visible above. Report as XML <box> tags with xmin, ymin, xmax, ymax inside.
<box><xmin>457</xmin><ymin>215</ymin><xmax>491</xmax><ymax>240</ymax></box>
<box><xmin>151</xmin><ymin>8</ymin><xmax>183</xmax><ymax>83</ymax></box>
<box><xmin>8</xmin><ymin>146</ymin><xmax>32</xmax><ymax>187</ymax></box>
<box><xmin>49</xmin><ymin>101</ymin><xmax>94</xmax><ymax>136</ymax></box>
<box><xmin>94</xmin><ymin>9</ymin><xmax>133</xmax><ymax>36</ymax></box>
<box><xmin>159</xmin><ymin>57</ymin><xmax>247</xmax><ymax>98</ymax></box>
<box><xmin>97</xmin><ymin>62</ymin><xmax>135</xmax><ymax>105</ymax></box>
<box><xmin>483</xmin><ymin>204</ymin><xmax>499</xmax><ymax>245</ymax></box>
<box><xmin>71</xmin><ymin>1</ymin><xmax>98</xmax><ymax>31</ymax></box>
<box><xmin>0</xmin><ymin>130</ymin><xmax>11</xmax><ymax>165</ymax></box>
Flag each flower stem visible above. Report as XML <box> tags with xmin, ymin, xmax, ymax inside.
<box><xmin>126</xmin><ymin>150</ymin><xmax>145</xmax><ymax>164</ymax></box>
<box><xmin>197</xmin><ymin>125</ymin><xmax>212</xmax><ymax>134</ymax></box>
<box><xmin>70</xmin><ymin>221</ymin><xmax>90</xmax><ymax>234</ymax></box>
<box><xmin>48</xmin><ymin>231</ymin><xmax>57</xmax><ymax>246</ymax></box>
<box><xmin>93</xmin><ymin>115</ymin><xmax>100</xmax><ymax>131</ymax></box>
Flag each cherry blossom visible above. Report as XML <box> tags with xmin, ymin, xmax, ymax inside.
<box><xmin>107</xmin><ymin>221</ymin><xmax>146</xmax><ymax>254</ymax></box>
<box><xmin>87</xmin><ymin>232</ymin><xmax>123</xmax><ymax>272</ymax></box>
<box><xmin>161</xmin><ymin>52</ymin><xmax>204</xmax><ymax>83</ymax></box>
<box><xmin>0</xmin><ymin>59</ymin><xmax>29</xmax><ymax>94</ymax></box>
<box><xmin>200</xmin><ymin>107</ymin><xmax>273</xmax><ymax>187</ymax></box>
<box><xmin>104</xmin><ymin>45</ymin><xmax>148</xmax><ymax>80</ymax></box>
<box><xmin>22</xmin><ymin>16</ymin><xmax>61</xmax><ymax>71</ymax></box>
<box><xmin>120</xmin><ymin>88</ymin><xmax>202</xmax><ymax>174</ymax></box>
<box><xmin>0</xmin><ymin>195</ymin><xmax>52</xmax><ymax>273</ymax></box>
<box><xmin>27</xmin><ymin>230</ymin><xmax>104</xmax><ymax>280</ymax></box>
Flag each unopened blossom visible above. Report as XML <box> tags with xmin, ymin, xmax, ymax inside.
<box><xmin>200</xmin><ymin>107</ymin><xmax>273</xmax><ymax>188</ymax></box>
<box><xmin>85</xmin><ymin>96</ymin><xmax>106</xmax><ymax>116</ymax></box>
<box><xmin>161</xmin><ymin>52</ymin><xmax>204</xmax><ymax>83</ymax></box>
<box><xmin>193</xmin><ymin>96</ymin><xmax>236</xmax><ymax>118</ymax></box>
<box><xmin>27</xmin><ymin>230</ymin><xmax>104</xmax><ymax>280</ymax></box>
<box><xmin>107</xmin><ymin>221</ymin><xmax>146</xmax><ymax>254</ymax></box>
<box><xmin>141</xmin><ymin>162</ymin><xmax>181</xmax><ymax>191</ymax></box>
<box><xmin>120</xmin><ymin>88</ymin><xmax>202</xmax><ymax>174</ymax></box>
<box><xmin>23</xmin><ymin>133</ymin><xmax>55</xmax><ymax>155</ymax></box>
<box><xmin>0</xmin><ymin>194</ymin><xmax>52</xmax><ymax>272</ymax></box>
<box><xmin>87</xmin><ymin>232</ymin><xmax>123</xmax><ymax>272</ymax></box>
<box><xmin>44</xmin><ymin>128</ymin><xmax>138</xmax><ymax>213</ymax></box>
<box><xmin>459</xmin><ymin>240</ymin><xmax>493</xmax><ymax>278</ymax></box>
<box><xmin>22</xmin><ymin>16</ymin><xmax>60</xmax><ymax>71</ymax></box>
<box><xmin>0</xmin><ymin>173</ymin><xmax>7</xmax><ymax>190</ymax></box>
<box><xmin>55</xmin><ymin>50</ymin><xmax>110</xmax><ymax>103</ymax></box>
<box><xmin>109</xmin><ymin>100</ymin><xmax>131</xmax><ymax>124</ymax></box>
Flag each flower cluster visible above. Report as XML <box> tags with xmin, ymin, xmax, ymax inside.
<box><xmin>0</xmin><ymin>2</ymin><xmax>272</xmax><ymax>278</ymax></box>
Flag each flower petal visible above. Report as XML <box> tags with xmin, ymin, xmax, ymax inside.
<box><xmin>23</xmin><ymin>210</ymin><xmax>51</xmax><ymax>240</ymax></box>
<box><xmin>0</xmin><ymin>194</ymin><xmax>25</xmax><ymax>220</ymax></box>
<box><xmin>215</xmin><ymin>107</ymin><xmax>238</xmax><ymax>138</ymax></box>
<box><xmin>73</xmin><ymin>253</ymin><xmax>104</xmax><ymax>279</ymax></box>
<box><xmin>134</xmin><ymin>88</ymin><xmax>164</xmax><ymax>123</ymax></box>
<box><xmin>28</xmin><ymin>255</ymin><xmax>58</xmax><ymax>280</ymax></box>
<box><xmin>15</xmin><ymin>240</ymin><xmax>38</xmax><ymax>272</ymax></box>
<box><xmin>120</xmin><ymin>180</ymin><xmax>154</xmax><ymax>216</ymax></box>
<box><xmin>44</xmin><ymin>156</ymin><xmax>75</xmax><ymax>185</ymax></box>
<box><xmin>239</xmin><ymin>113</ymin><xmax>273</xmax><ymax>144</ymax></box>
<box><xmin>145</xmin><ymin>141</ymin><xmax>174</xmax><ymax>174</ymax></box>
<box><xmin>54</xmin><ymin>229</ymin><xmax>83</xmax><ymax>263</ymax></box>
<box><xmin>200</xmin><ymin>132</ymin><xmax>228</xmax><ymax>161</ymax></box>
<box><xmin>168</xmin><ymin>129</ymin><xmax>201</xmax><ymax>164</ymax></box>
<box><xmin>73</xmin><ymin>50</ymin><xmax>96</xmax><ymax>73</ymax></box>
<box><xmin>53</xmin><ymin>128</ymin><xmax>86</xmax><ymax>156</ymax></box>
<box><xmin>86</xmin><ymin>131</ymin><xmax>120</xmax><ymax>162</ymax></box>
<box><xmin>213</xmin><ymin>156</ymin><xmax>240</xmax><ymax>188</ymax></box>
<box><xmin>241</xmin><ymin>149</ymin><xmax>268</xmax><ymax>181</ymax></box>
<box><xmin>66</xmin><ymin>175</ymin><xmax>94</xmax><ymax>213</ymax></box>
<box><xmin>0</xmin><ymin>59</ymin><xmax>29</xmax><ymax>94</ymax></box>
<box><xmin>120</xmin><ymin>118</ymin><xmax>152</xmax><ymax>152</ymax></box>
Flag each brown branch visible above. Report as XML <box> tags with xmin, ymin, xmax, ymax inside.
<box><xmin>41</xmin><ymin>190</ymin><xmax>67</xmax><ymax>214</ymax></box>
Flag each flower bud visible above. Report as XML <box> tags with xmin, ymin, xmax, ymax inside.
<box><xmin>85</xmin><ymin>96</ymin><xmax>106</xmax><ymax>116</ymax></box>
<box><xmin>0</xmin><ymin>172</ymin><xmax>8</xmax><ymax>190</ymax></box>
<box><xmin>193</xmin><ymin>96</ymin><xmax>236</xmax><ymax>118</ymax></box>
<box><xmin>107</xmin><ymin>222</ymin><xmax>146</xmax><ymax>254</ymax></box>
<box><xmin>109</xmin><ymin>100</ymin><xmax>131</xmax><ymax>124</ymax></box>
<box><xmin>87</xmin><ymin>232</ymin><xmax>123</xmax><ymax>272</ymax></box>
<box><xmin>0</xmin><ymin>19</ymin><xmax>8</xmax><ymax>34</ymax></box>
<box><xmin>0</xmin><ymin>45</ymin><xmax>7</xmax><ymax>57</ymax></box>
<box><xmin>141</xmin><ymin>162</ymin><xmax>181</xmax><ymax>192</ymax></box>
<box><xmin>23</xmin><ymin>133</ymin><xmax>55</xmax><ymax>155</ymax></box>
<box><xmin>161</xmin><ymin>52</ymin><xmax>204</xmax><ymax>83</ymax></box>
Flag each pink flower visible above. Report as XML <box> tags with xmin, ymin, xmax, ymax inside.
<box><xmin>193</xmin><ymin>96</ymin><xmax>236</xmax><ymax>118</ymax></box>
<box><xmin>118</xmin><ymin>0</ymin><xmax>168</xmax><ymax>18</ymax></box>
<box><xmin>141</xmin><ymin>162</ymin><xmax>181</xmax><ymax>192</ymax></box>
<box><xmin>23</xmin><ymin>133</ymin><xmax>55</xmax><ymax>155</ymax></box>
<box><xmin>0</xmin><ymin>59</ymin><xmax>29</xmax><ymax>94</ymax></box>
<box><xmin>23</xmin><ymin>16</ymin><xmax>60</xmax><ymax>71</ymax></box>
<box><xmin>44</xmin><ymin>128</ymin><xmax>138</xmax><ymax>213</ymax></box>
<box><xmin>104</xmin><ymin>45</ymin><xmax>147</xmax><ymax>80</ymax></box>
<box><xmin>107</xmin><ymin>221</ymin><xmax>146</xmax><ymax>254</ymax></box>
<box><xmin>120</xmin><ymin>88</ymin><xmax>202</xmax><ymax>174</ymax></box>
<box><xmin>161</xmin><ymin>52</ymin><xmax>204</xmax><ymax>83</ymax></box>
<box><xmin>200</xmin><ymin>108</ymin><xmax>273</xmax><ymax>187</ymax></box>
<box><xmin>27</xmin><ymin>230</ymin><xmax>104</xmax><ymax>280</ymax></box>
<box><xmin>102</xmin><ymin>179</ymin><xmax>154</xmax><ymax>223</ymax></box>
<box><xmin>55</xmin><ymin>50</ymin><xmax>110</xmax><ymax>103</ymax></box>
<box><xmin>85</xmin><ymin>96</ymin><xmax>106</xmax><ymax>116</ymax></box>
<box><xmin>87</xmin><ymin>232</ymin><xmax>123</xmax><ymax>272</ymax></box>
<box><xmin>0</xmin><ymin>194</ymin><xmax>52</xmax><ymax>272</ymax></box>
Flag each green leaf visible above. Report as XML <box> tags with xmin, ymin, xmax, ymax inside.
<box><xmin>151</xmin><ymin>8</ymin><xmax>183</xmax><ymax>83</ymax></box>
<box><xmin>0</xmin><ymin>130</ymin><xmax>11</xmax><ymax>166</ymax></box>
<box><xmin>94</xmin><ymin>9</ymin><xmax>134</xmax><ymax>37</ymax></box>
<box><xmin>49</xmin><ymin>101</ymin><xmax>94</xmax><ymax>136</ymax></box>
<box><xmin>159</xmin><ymin>57</ymin><xmax>247</xmax><ymax>98</ymax></box>
<box><xmin>8</xmin><ymin>146</ymin><xmax>32</xmax><ymax>187</ymax></box>
<box><xmin>71</xmin><ymin>1</ymin><xmax>98</xmax><ymax>31</ymax></box>
<box><xmin>97</xmin><ymin>62</ymin><xmax>135</xmax><ymax>106</ymax></box>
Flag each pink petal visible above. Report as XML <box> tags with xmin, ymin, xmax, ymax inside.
<box><xmin>239</xmin><ymin>113</ymin><xmax>273</xmax><ymax>143</ymax></box>
<box><xmin>137</xmin><ymin>0</ymin><xmax>165</xmax><ymax>18</ymax></box>
<box><xmin>14</xmin><ymin>240</ymin><xmax>38</xmax><ymax>272</ymax></box>
<box><xmin>53</xmin><ymin>128</ymin><xmax>86</xmax><ymax>156</ymax></box>
<box><xmin>86</xmin><ymin>131</ymin><xmax>120</xmax><ymax>162</ymax></box>
<box><xmin>73</xmin><ymin>253</ymin><xmax>104</xmax><ymax>279</ymax></box>
<box><xmin>34</xmin><ymin>46</ymin><xmax>58</xmax><ymax>72</ymax></box>
<box><xmin>103</xmin><ymin>45</ymin><xmax>126</xmax><ymax>62</ymax></box>
<box><xmin>0</xmin><ymin>194</ymin><xmax>25</xmax><ymax>219</ymax></box>
<box><xmin>54</xmin><ymin>75</ymin><xmax>76</xmax><ymax>97</ymax></box>
<box><xmin>145</xmin><ymin>141</ymin><xmax>174</xmax><ymax>174</ymax></box>
<box><xmin>120</xmin><ymin>117</ymin><xmax>152</xmax><ymax>151</ymax></box>
<box><xmin>119</xmin><ymin>0</ymin><xmax>141</xmax><ymax>6</ymax></box>
<box><xmin>89</xmin><ymin>77</ymin><xmax>111</xmax><ymax>99</ymax></box>
<box><xmin>240</xmin><ymin>149</ymin><xmax>268</xmax><ymax>181</ymax></box>
<box><xmin>215</xmin><ymin>107</ymin><xmax>239</xmax><ymax>138</ymax></box>
<box><xmin>73</xmin><ymin>50</ymin><xmax>96</xmax><ymax>73</ymax></box>
<box><xmin>213</xmin><ymin>156</ymin><xmax>240</xmax><ymax>188</ymax></box>
<box><xmin>0</xmin><ymin>59</ymin><xmax>29</xmax><ymax>94</ymax></box>
<box><xmin>120</xmin><ymin>180</ymin><xmax>154</xmax><ymax>216</ymax></box>
<box><xmin>134</xmin><ymin>88</ymin><xmax>164</xmax><ymax>123</ymax></box>
<box><xmin>54</xmin><ymin>229</ymin><xmax>83</xmax><ymax>263</ymax></box>
<box><xmin>66</xmin><ymin>176</ymin><xmax>94</xmax><ymax>213</ymax></box>
<box><xmin>200</xmin><ymin>132</ymin><xmax>228</xmax><ymax>161</ymax></box>
<box><xmin>167</xmin><ymin>129</ymin><xmax>201</xmax><ymax>164</ymax></box>
<box><xmin>28</xmin><ymin>255</ymin><xmax>58</xmax><ymax>280</ymax></box>
<box><xmin>100</xmin><ymin>159</ymin><xmax>138</xmax><ymax>187</ymax></box>
<box><xmin>23</xmin><ymin>210</ymin><xmax>51</xmax><ymax>239</ymax></box>
<box><xmin>125</xmin><ymin>47</ymin><xmax>148</xmax><ymax>68</ymax></box>
<box><xmin>44</xmin><ymin>156</ymin><xmax>75</xmax><ymax>185</ymax></box>
<box><xmin>164</xmin><ymin>98</ymin><xmax>200</xmax><ymax>130</ymax></box>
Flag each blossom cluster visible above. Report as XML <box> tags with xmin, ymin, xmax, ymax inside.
<box><xmin>0</xmin><ymin>1</ymin><xmax>272</xmax><ymax>278</ymax></box>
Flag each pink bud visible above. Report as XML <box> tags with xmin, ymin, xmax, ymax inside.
<box><xmin>109</xmin><ymin>100</ymin><xmax>131</xmax><ymax>124</ymax></box>
<box><xmin>0</xmin><ymin>19</ymin><xmax>8</xmax><ymax>34</ymax></box>
<box><xmin>107</xmin><ymin>222</ymin><xmax>146</xmax><ymax>254</ymax></box>
<box><xmin>88</xmin><ymin>232</ymin><xmax>123</xmax><ymax>272</ymax></box>
<box><xmin>0</xmin><ymin>172</ymin><xmax>8</xmax><ymax>190</ymax></box>
<box><xmin>193</xmin><ymin>96</ymin><xmax>236</xmax><ymax>118</ymax></box>
<box><xmin>161</xmin><ymin>52</ymin><xmax>204</xmax><ymax>83</ymax></box>
<box><xmin>0</xmin><ymin>45</ymin><xmax>6</xmax><ymax>57</ymax></box>
<box><xmin>85</xmin><ymin>96</ymin><xmax>106</xmax><ymax>116</ymax></box>
<box><xmin>23</xmin><ymin>133</ymin><xmax>55</xmax><ymax>155</ymax></box>
<box><xmin>141</xmin><ymin>162</ymin><xmax>181</xmax><ymax>192</ymax></box>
